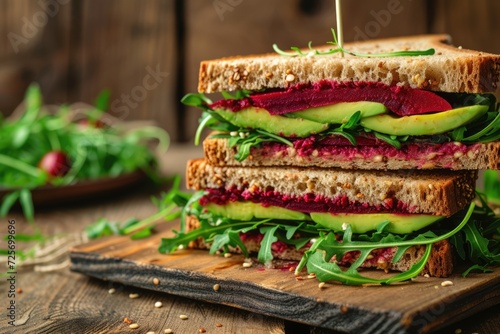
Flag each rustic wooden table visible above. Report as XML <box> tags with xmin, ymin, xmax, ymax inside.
<box><xmin>1</xmin><ymin>144</ymin><xmax>499</xmax><ymax>334</ymax></box>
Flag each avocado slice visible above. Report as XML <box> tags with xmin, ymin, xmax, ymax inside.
<box><xmin>310</xmin><ymin>212</ymin><xmax>444</xmax><ymax>234</ymax></box>
<box><xmin>205</xmin><ymin>202</ymin><xmax>311</xmax><ymax>221</ymax></box>
<box><xmin>213</xmin><ymin>108</ymin><xmax>329</xmax><ymax>137</ymax></box>
<box><xmin>360</xmin><ymin>105</ymin><xmax>489</xmax><ymax>136</ymax></box>
<box><xmin>287</xmin><ymin>102</ymin><xmax>388</xmax><ymax>123</ymax></box>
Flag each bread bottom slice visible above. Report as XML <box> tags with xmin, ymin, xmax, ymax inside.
<box><xmin>186</xmin><ymin>216</ymin><xmax>454</xmax><ymax>278</ymax></box>
<box><xmin>204</xmin><ymin>136</ymin><xmax>500</xmax><ymax>170</ymax></box>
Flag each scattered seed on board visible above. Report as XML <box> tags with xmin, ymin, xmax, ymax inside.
<box><xmin>179</xmin><ymin>314</ymin><xmax>188</xmax><ymax>320</ymax></box>
<box><xmin>129</xmin><ymin>323</ymin><xmax>139</xmax><ymax>329</ymax></box>
<box><xmin>242</xmin><ymin>262</ymin><xmax>252</xmax><ymax>268</ymax></box>
<box><xmin>318</xmin><ymin>282</ymin><xmax>326</xmax><ymax>289</ymax></box>
<box><xmin>213</xmin><ymin>284</ymin><xmax>220</xmax><ymax>291</ymax></box>
<box><xmin>224</xmin><ymin>253</ymin><xmax>232</xmax><ymax>258</ymax></box>
<box><xmin>164</xmin><ymin>329</ymin><xmax>173</xmax><ymax>334</ymax></box>
<box><xmin>154</xmin><ymin>301</ymin><xmax>163</xmax><ymax>308</ymax></box>
<box><xmin>123</xmin><ymin>317</ymin><xmax>133</xmax><ymax>324</ymax></box>
<box><xmin>199</xmin><ymin>328</ymin><xmax>206</xmax><ymax>333</ymax></box>
<box><xmin>146</xmin><ymin>332</ymin><xmax>156</xmax><ymax>334</ymax></box>
<box><xmin>129</xmin><ymin>293</ymin><xmax>140</xmax><ymax>299</ymax></box>
<box><xmin>441</xmin><ymin>280</ymin><xmax>454</xmax><ymax>287</ymax></box>
<box><xmin>108</xmin><ymin>288</ymin><xmax>116</xmax><ymax>294</ymax></box>
<box><xmin>153</xmin><ymin>278</ymin><xmax>160</xmax><ymax>285</ymax></box>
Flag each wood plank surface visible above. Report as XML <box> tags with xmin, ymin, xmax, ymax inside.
<box><xmin>76</xmin><ymin>0</ymin><xmax>180</xmax><ymax>139</ymax></box>
<box><xmin>70</xmin><ymin>221</ymin><xmax>500</xmax><ymax>334</ymax></box>
<box><xmin>0</xmin><ymin>269</ymin><xmax>286</xmax><ymax>334</ymax></box>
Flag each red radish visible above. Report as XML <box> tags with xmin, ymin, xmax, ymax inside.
<box><xmin>78</xmin><ymin>119</ymin><xmax>106</xmax><ymax>128</ymax></box>
<box><xmin>38</xmin><ymin>151</ymin><xmax>71</xmax><ymax>177</ymax></box>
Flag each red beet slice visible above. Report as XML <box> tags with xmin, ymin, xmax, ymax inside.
<box><xmin>211</xmin><ymin>81</ymin><xmax>452</xmax><ymax>116</ymax></box>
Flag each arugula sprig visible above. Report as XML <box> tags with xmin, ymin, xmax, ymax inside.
<box><xmin>273</xmin><ymin>28</ymin><xmax>435</xmax><ymax>58</ymax></box>
<box><xmin>85</xmin><ymin>175</ymin><xmax>189</xmax><ymax>240</ymax></box>
<box><xmin>0</xmin><ymin>84</ymin><xmax>170</xmax><ymax>221</ymax></box>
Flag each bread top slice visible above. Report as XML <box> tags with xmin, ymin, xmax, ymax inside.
<box><xmin>198</xmin><ymin>34</ymin><xmax>500</xmax><ymax>94</ymax></box>
<box><xmin>186</xmin><ymin>158</ymin><xmax>477</xmax><ymax>217</ymax></box>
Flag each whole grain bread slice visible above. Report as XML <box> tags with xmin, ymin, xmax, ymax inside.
<box><xmin>187</xmin><ymin>159</ymin><xmax>477</xmax><ymax>216</ymax></box>
<box><xmin>198</xmin><ymin>34</ymin><xmax>500</xmax><ymax>94</ymax></box>
<box><xmin>203</xmin><ymin>135</ymin><xmax>500</xmax><ymax>170</ymax></box>
<box><xmin>186</xmin><ymin>215</ymin><xmax>454</xmax><ymax>278</ymax></box>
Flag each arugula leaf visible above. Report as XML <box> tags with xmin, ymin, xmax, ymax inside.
<box><xmin>273</xmin><ymin>28</ymin><xmax>435</xmax><ymax>58</ymax></box>
<box><xmin>484</xmin><ymin>170</ymin><xmax>500</xmax><ymax>204</ymax></box>
<box><xmin>94</xmin><ymin>89</ymin><xmax>111</xmax><ymax>111</ymax></box>
<box><xmin>306</xmin><ymin>245</ymin><xmax>431</xmax><ymax>285</ymax></box>
<box><xmin>19</xmin><ymin>188</ymin><xmax>34</xmax><ymax>223</ymax></box>
<box><xmin>85</xmin><ymin>218</ymin><xmax>122</xmax><ymax>239</ymax></box>
<box><xmin>221</xmin><ymin>90</ymin><xmax>251</xmax><ymax>100</ymax></box>
<box><xmin>181</xmin><ymin>93</ymin><xmax>213</xmax><ymax>108</ymax></box>
<box><xmin>258</xmin><ymin>225</ymin><xmax>279</xmax><ymax>264</ymax></box>
<box><xmin>0</xmin><ymin>191</ymin><xmax>20</xmax><ymax>218</ymax></box>
<box><xmin>210</xmin><ymin>229</ymin><xmax>249</xmax><ymax>257</ymax></box>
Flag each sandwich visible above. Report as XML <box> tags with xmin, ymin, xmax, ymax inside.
<box><xmin>160</xmin><ymin>34</ymin><xmax>500</xmax><ymax>285</ymax></box>
<box><xmin>187</xmin><ymin>34</ymin><xmax>500</xmax><ymax>170</ymax></box>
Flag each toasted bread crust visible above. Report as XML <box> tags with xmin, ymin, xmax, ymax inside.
<box><xmin>198</xmin><ymin>35</ymin><xmax>500</xmax><ymax>94</ymax></box>
<box><xmin>203</xmin><ymin>135</ymin><xmax>500</xmax><ymax>171</ymax></box>
<box><xmin>187</xmin><ymin>159</ymin><xmax>477</xmax><ymax>216</ymax></box>
<box><xmin>186</xmin><ymin>215</ymin><xmax>453</xmax><ymax>278</ymax></box>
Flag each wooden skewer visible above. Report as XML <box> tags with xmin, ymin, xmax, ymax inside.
<box><xmin>335</xmin><ymin>0</ymin><xmax>344</xmax><ymax>56</ymax></box>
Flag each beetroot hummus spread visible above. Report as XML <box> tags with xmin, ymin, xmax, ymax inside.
<box><xmin>200</xmin><ymin>187</ymin><xmax>411</xmax><ymax>214</ymax></box>
<box><xmin>258</xmin><ymin>135</ymin><xmax>477</xmax><ymax>168</ymax></box>
<box><xmin>210</xmin><ymin>80</ymin><xmax>452</xmax><ymax>116</ymax></box>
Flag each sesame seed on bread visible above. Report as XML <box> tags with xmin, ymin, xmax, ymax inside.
<box><xmin>198</xmin><ymin>34</ymin><xmax>500</xmax><ymax>94</ymax></box>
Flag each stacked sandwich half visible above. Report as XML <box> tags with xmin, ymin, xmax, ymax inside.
<box><xmin>163</xmin><ymin>35</ymin><xmax>500</xmax><ymax>284</ymax></box>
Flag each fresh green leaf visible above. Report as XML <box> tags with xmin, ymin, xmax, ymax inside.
<box><xmin>85</xmin><ymin>218</ymin><xmax>121</xmax><ymax>239</ymax></box>
<box><xmin>273</xmin><ymin>28</ymin><xmax>435</xmax><ymax>58</ymax></box>
<box><xmin>0</xmin><ymin>191</ymin><xmax>20</xmax><ymax>217</ymax></box>
<box><xmin>130</xmin><ymin>225</ymin><xmax>155</xmax><ymax>239</ymax></box>
<box><xmin>461</xmin><ymin>264</ymin><xmax>493</xmax><ymax>277</ymax></box>
<box><xmin>19</xmin><ymin>188</ymin><xmax>34</xmax><ymax>223</ymax></box>
<box><xmin>181</xmin><ymin>93</ymin><xmax>212</xmax><ymax>108</ymax></box>
<box><xmin>94</xmin><ymin>89</ymin><xmax>111</xmax><ymax>111</ymax></box>
<box><xmin>258</xmin><ymin>225</ymin><xmax>279</xmax><ymax>264</ymax></box>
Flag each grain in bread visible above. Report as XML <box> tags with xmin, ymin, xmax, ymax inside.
<box><xmin>198</xmin><ymin>35</ymin><xmax>500</xmax><ymax>94</ymax></box>
<box><xmin>187</xmin><ymin>158</ymin><xmax>477</xmax><ymax>216</ymax></box>
<box><xmin>203</xmin><ymin>135</ymin><xmax>500</xmax><ymax>170</ymax></box>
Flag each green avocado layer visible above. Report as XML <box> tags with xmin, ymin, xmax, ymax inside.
<box><xmin>205</xmin><ymin>201</ymin><xmax>443</xmax><ymax>234</ymax></box>
<box><xmin>213</xmin><ymin>101</ymin><xmax>488</xmax><ymax>138</ymax></box>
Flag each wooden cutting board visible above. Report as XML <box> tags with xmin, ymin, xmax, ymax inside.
<box><xmin>69</xmin><ymin>221</ymin><xmax>500</xmax><ymax>334</ymax></box>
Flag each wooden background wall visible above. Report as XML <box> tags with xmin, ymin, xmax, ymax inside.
<box><xmin>0</xmin><ymin>0</ymin><xmax>499</xmax><ymax>142</ymax></box>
